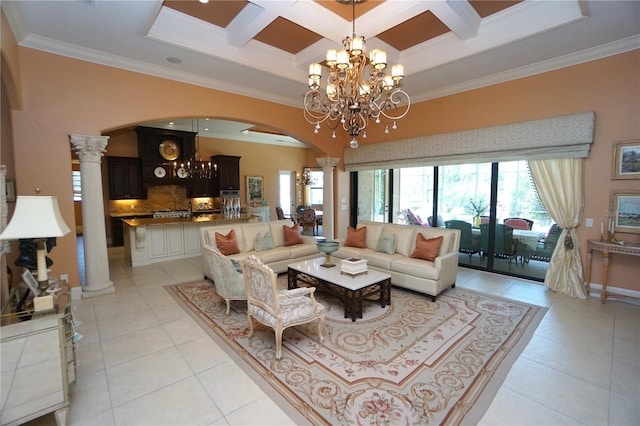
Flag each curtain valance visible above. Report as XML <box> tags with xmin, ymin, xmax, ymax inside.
<box><xmin>343</xmin><ymin>112</ymin><xmax>594</xmax><ymax>171</ymax></box>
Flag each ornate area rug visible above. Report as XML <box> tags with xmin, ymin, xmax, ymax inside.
<box><xmin>167</xmin><ymin>278</ymin><xmax>546</xmax><ymax>425</ymax></box>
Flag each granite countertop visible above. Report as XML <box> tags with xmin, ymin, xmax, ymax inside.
<box><xmin>122</xmin><ymin>215</ymin><xmax>253</xmax><ymax>227</ymax></box>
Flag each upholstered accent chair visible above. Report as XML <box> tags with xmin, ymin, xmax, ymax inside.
<box><xmin>241</xmin><ymin>255</ymin><xmax>325</xmax><ymax>360</ymax></box>
<box><xmin>445</xmin><ymin>220</ymin><xmax>481</xmax><ymax>261</ymax></box>
<box><xmin>202</xmin><ymin>245</ymin><xmax>247</xmax><ymax>314</ymax></box>
<box><xmin>275</xmin><ymin>206</ymin><xmax>285</xmax><ymax>220</ymax></box>
<box><xmin>479</xmin><ymin>223</ymin><xmax>518</xmax><ymax>268</ymax></box>
<box><xmin>504</xmin><ymin>217</ymin><xmax>534</xmax><ymax>230</ymax></box>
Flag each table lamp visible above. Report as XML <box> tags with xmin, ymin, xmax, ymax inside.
<box><xmin>0</xmin><ymin>196</ymin><xmax>71</xmax><ymax>290</ymax></box>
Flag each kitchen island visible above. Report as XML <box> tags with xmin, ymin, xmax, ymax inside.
<box><xmin>122</xmin><ymin>214</ymin><xmax>256</xmax><ymax>266</ymax></box>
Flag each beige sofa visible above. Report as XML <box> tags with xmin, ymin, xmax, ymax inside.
<box><xmin>200</xmin><ymin>219</ymin><xmax>320</xmax><ymax>279</ymax></box>
<box><xmin>332</xmin><ymin>221</ymin><xmax>461</xmax><ymax>301</ymax></box>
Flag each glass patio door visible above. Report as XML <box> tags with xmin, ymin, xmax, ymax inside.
<box><xmin>356</xmin><ymin>169</ymin><xmax>389</xmax><ymax>223</ymax></box>
<box><xmin>438</xmin><ymin>163</ymin><xmax>492</xmax><ymax>268</ymax></box>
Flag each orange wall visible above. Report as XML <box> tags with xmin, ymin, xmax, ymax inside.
<box><xmin>2</xmin><ymin>42</ymin><xmax>639</xmax><ymax>293</ymax></box>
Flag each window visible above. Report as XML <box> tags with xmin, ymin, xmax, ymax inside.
<box><xmin>72</xmin><ymin>171</ymin><xmax>82</xmax><ymax>201</ymax></box>
<box><xmin>309</xmin><ymin>171</ymin><xmax>323</xmax><ymax>205</ymax></box>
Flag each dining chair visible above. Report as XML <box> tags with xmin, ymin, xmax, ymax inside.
<box><xmin>479</xmin><ymin>223</ymin><xmax>518</xmax><ymax>268</ymax></box>
<box><xmin>275</xmin><ymin>206</ymin><xmax>285</xmax><ymax>220</ymax></box>
<box><xmin>504</xmin><ymin>217</ymin><xmax>534</xmax><ymax>230</ymax></box>
<box><xmin>300</xmin><ymin>208</ymin><xmax>317</xmax><ymax>235</ymax></box>
<box><xmin>241</xmin><ymin>255</ymin><xmax>325</xmax><ymax>360</ymax></box>
<box><xmin>445</xmin><ymin>220</ymin><xmax>481</xmax><ymax>261</ymax></box>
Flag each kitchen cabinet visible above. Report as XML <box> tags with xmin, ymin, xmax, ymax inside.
<box><xmin>107</xmin><ymin>156</ymin><xmax>145</xmax><ymax>199</ymax></box>
<box><xmin>135</xmin><ymin>126</ymin><xmax>196</xmax><ymax>186</ymax></box>
<box><xmin>211</xmin><ymin>155</ymin><xmax>241</xmax><ymax>194</ymax></box>
<box><xmin>188</xmin><ymin>177</ymin><xmax>214</xmax><ymax>198</ymax></box>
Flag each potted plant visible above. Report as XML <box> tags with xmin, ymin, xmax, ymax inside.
<box><xmin>466</xmin><ymin>198</ymin><xmax>489</xmax><ymax>227</ymax></box>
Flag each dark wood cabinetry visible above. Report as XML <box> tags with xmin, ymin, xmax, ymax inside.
<box><xmin>136</xmin><ymin>126</ymin><xmax>196</xmax><ymax>185</ymax></box>
<box><xmin>211</xmin><ymin>155</ymin><xmax>241</xmax><ymax>194</ymax></box>
<box><xmin>107</xmin><ymin>156</ymin><xmax>145</xmax><ymax>199</ymax></box>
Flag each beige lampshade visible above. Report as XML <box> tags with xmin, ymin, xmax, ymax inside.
<box><xmin>0</xmin><ymin>196</ymin><xmax>71</xmax><ymax>240</ymax></box>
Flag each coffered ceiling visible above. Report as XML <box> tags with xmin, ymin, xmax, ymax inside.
<box><xmin>2</xmin><ymin>0</ymin><xmax>639</xmax><ymax>144</ymax></box>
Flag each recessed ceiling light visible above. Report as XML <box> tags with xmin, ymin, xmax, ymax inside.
<box><xmin>168</xmin><ymin>122</ymin><xmax>175</xmax><ymax>126</ymax></box>
<box><xmin>242</xmin><ymin>129</ymin><xmax>249</xmax><ymax>135</ymax></box>
<box><xmin>166</xmin><ymin>57</ymin><xmax>182</xmax><ymax>64</ymax></box>
<box><xmin>204</xmin><ymin>128</ymin><xmax>209</xmax><ymax>131</ymax></box>
<box><xmin>199</xmin><ymin>0</ymin><xmax>209</xmax><ymax>3</ymax></box>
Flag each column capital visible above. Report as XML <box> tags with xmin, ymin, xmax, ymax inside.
<box><xmin>316</xmin><ymin>157</ymin><xmax>340</xmax><ymax>170</ymax></box>
<box><xmin>70</xmin><ymin>134</ymin><xmax>109</xmax><ymax>162</ymax></box>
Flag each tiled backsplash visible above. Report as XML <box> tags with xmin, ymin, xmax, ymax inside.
<box><xmin>109</xmin><ymin>185</ymin><xmax>216</xmax><ymax>215</ymax></box>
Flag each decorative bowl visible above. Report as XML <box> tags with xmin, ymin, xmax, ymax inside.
<box><xmin>317</xmin><ymin>241</ymin><xmax>340</xmax><ymax>268</ymax></box>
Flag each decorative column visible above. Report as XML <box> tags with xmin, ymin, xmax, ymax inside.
<box><xmin>316</xmin><ymin>157</ymin><xmax>339</xmax><ymax>239</ymax></box>
<box><xmin>70</xmin><ymin>134</ymin><xmax>115</xmax><ymax>298</ymax></box>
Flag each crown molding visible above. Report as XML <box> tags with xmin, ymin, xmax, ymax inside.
<box><xmin>413</xmin><ymin>35</ymin><xmax>640</xmax><ymax>103</ymax></box>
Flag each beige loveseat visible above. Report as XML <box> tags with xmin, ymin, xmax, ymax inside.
<box><xmin>332</xmin><ymin>221</ymin><xmax>461</xmax><ymax>301</ymax></box>
<box><xmin>200</xmin><ymin>219</ymin><xmax>320</xmax><ymax>279</ymax></box>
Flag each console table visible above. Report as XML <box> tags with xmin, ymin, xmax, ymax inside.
<box><xmin>0</xmin><ymin>305</ymin><xmax>76</xmax><ymax>425</ymax></box>
<box><xmin>585</xmin><ymin>240</ymin><xmax>640</xmax><ymax>303</ymax></box>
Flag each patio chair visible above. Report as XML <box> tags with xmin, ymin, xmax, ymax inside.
<box><xmin>241</xmin><ymin>255</ymin><xmax>325</xmax><ymax>360</ymax></box>
<box><xmin>528</xmin><ymin>224</ymin><xmax>562</xmax><ymax>262</ymax></box>
<box><xmin>445</xmin><ymin>220</ymin><xmax>481</xmax><ymax>261</ymax></box>
<box><xmin>427</xmin><ymin>215</ymin><xmax>445</xmax><ymax>227</ymax></box>
<box><xmin>406</xmin><ymin>208</ymin><xmax>429</xmax><ymax>226</ymax></box>
<box><xmin>480</xmin><ymin>223</ymin><xmax>518</xmax><ymax>268</ymax></box>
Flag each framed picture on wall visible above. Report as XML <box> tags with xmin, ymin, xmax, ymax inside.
<box><xmin>610</xmin><ymin>191</ymin><xmax>640</xmax><ymax>234</ymax></box>
<box><xmin>247</xmin><ymin>176</ymin><xmax>263</xmax><ymax>203</ymax></box>
<box><xmin>612</xmin><ymin>140</ymin><xmax>640</xmax><ymax>179</ymax></box>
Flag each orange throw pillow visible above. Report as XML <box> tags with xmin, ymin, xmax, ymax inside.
<box><xmin>344</xmin><ymin>226</ymin><xmax>366</xmax><ymax>248</ymax></box>
<box><xmin>283</xmin><ymin>224</ymin><xmax>303</xmax><ymax>246</ymax></box>
<box><xmin>410</xmin><ymin>234</ymin><xmax>443</xmax><ymax>261</ymax></box>
<box><xmin>215</xmin><ymin>229</ymin><xmax>240</xmax><ymax>255</ymax></box>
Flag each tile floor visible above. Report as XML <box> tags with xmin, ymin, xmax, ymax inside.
<box><xmin>28</xmin><ymin>246</ymin><xmax>639</xmax><ymax>425</ymax></box>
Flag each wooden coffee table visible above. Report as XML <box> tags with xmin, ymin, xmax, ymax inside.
<box><xmin>287</xmin><ymin>258</ymin><xmax>391</xmax><ymax>322</ymax></box>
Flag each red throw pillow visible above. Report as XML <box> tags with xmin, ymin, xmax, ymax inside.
<box><xmin>410</xmin><ymin>234</ymin><xmax>443</xmax><ymax>261</ymax></box>
<box><xmin>283</xmin><ymin>224</ymin><xmax>303</xmax><ymax>246</ymax></box>
<box><xmin>215</xmin><ymin>229</ymin><xmax>240</xmax><ymax>255</ymax></box>
<box><xmin>344</xmin><ymin>226</ymin><xmax>366</xmax><ymax>248</ymax></box>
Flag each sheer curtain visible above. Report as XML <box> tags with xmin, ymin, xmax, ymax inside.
<box><xmin>529</xmin><ymin>158</ymin><xmax>588</xmax><ymax>298</ymax></box>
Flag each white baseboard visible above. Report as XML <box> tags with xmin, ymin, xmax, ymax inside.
<box><xmin>70</xmin><ymin>286</ymin><xmax>83</xmax><ymax>300</ymax></box>
<box><xmin>587</xmin><ymin>282</ymin><xmax>640</xmax><ymax>303</ymax></box>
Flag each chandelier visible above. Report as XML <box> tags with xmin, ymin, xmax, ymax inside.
<box><xmin>186</xmin><ymin>119</ymin><xmax>213</xmax><ymax>179</ymax></box>
<box><xmin>303</xmin><ymin>0</ymin><xmax>410</xmax><ymax>148</ymax></box>
<box><xmin>296</xmin><ymin>167</ymin><xmax>316</xmax><ymax>186</ymax></box>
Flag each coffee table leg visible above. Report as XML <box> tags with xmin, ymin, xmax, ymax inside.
<box><xmin>380</xmin><ymin>279</ymin><xmax>391</xmax><ymax>307</ymax></box>
<box><xmin>344</xmin><ymin>290</ymin><xmax>360</xmax><ymax>322</ymax></box>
